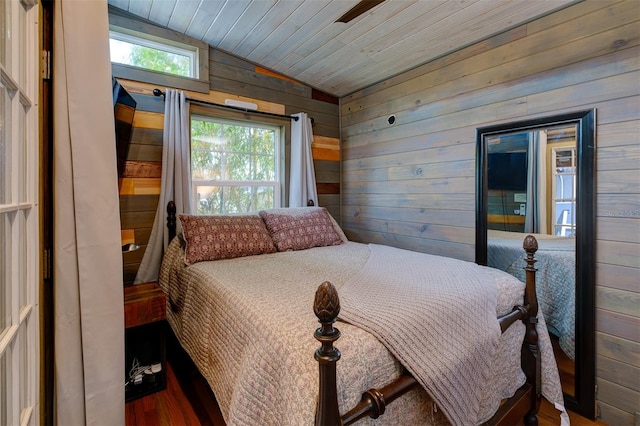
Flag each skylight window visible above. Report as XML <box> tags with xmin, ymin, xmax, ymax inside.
<box><xmin>109</xmin><ymin>29</ymin><xmax>198</xmax><ymax>79</ymax></box>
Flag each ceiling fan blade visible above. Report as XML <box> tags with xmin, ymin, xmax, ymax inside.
<box><xmin>336</xmin><ymin>0</ymin><xmax>386</xmax><ymax>23</ymax></box>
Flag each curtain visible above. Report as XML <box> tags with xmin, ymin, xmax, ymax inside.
<box><xmin>289</xmin><ymin>112</ymin><xmax>318</xmax><ymax>207</ymax></box>
<box><xmin>525</xmin><ymin>131</ymin><xmax>548</xmax><ymax>233</ymax></box>
<box><xmin>135</xmin><ymin>90</ymin><xmax>191</xmax><ymax>284</ymax></box>
<box><xmin>53</xmin><ymin>1</ymin><xmax>124</xmax><ymax>424</ymax></box>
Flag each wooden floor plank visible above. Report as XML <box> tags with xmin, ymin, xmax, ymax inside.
<box><xmin>125</xmin><ymin>358</ymin><xmax>607</xmax><ymax>425</ymax></box>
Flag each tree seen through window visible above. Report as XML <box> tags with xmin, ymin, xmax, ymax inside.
<box><xmin>109</xmin><ymin>33</ymin><xmax>193</xmax><ymax>77</ymax></box>
<box><xmin>191</xmin><ymin>116</ymin><xmax>280</xmax><ymax>214</ymax></box>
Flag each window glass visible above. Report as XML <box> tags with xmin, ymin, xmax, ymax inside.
<box><xmin>18</xmin><ymin>3</ymin><xmax>26</xmax><ymax>86</ymax></box>
<box><xmin>0</xmin><ymin>215</ymin><xmax>6</xmax><ymax>336</ymax></box>
<box><xmin>0</xmin><ymin>1</ymin><xmax>8</xmax><ymax>68</ymax></box>
<box><xmin>19</xmin><ymin>104</ymin><xmax>26</xmax><ymax>202</ymax></box>
<box><xmin>0</xmin><ymin>352</ymin><xmax>6</xmax><ymax>426</ymax></box>
<box><xmin>552</xmin><ymin>146</ymin><xmax>577</xmax><ymax>236</ymax></box>
<box><xmin>0</xmin><ymin>84</ymin><xmax>6</xmax><ymax>204</ymax></box>
<box><xmin>191</xmin><ymin>116</ymin><xmax>281</xmax><ymax>214</ymax></box>
<box><xmin>19</xmin><ymin>326</ymin><xmax>28</xmax><ymax>418</ymax></box>
<box><xmin>19</xmin><ymin>212</ymin><xmax>26</xmax><ymax>309</ymax></box>
<box><xmin>109</xmin><ymin>30</ymin><xmax>195</xmax><ymax>78</ymax></box>
<box><xmin>194</xmin><ymin>185</ymin><xmax>276</xmax><ymax>215</ymax></box>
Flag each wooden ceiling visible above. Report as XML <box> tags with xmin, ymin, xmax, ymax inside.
<box><xmin>107</xmin><ymin>0</ymin><xmax>577</xmax><ymax>98</ymax></box>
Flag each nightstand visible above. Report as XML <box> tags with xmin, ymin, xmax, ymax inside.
<box><xmin>124</xmin><ymin>282</ymin><xmax>167</xmax><ymax>401</ymax></box>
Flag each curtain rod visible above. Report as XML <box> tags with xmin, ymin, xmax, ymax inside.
<box><xmin>152</xmin><ymin>89</ymin><xmax>307</xmax><ymax>122</ymax></box>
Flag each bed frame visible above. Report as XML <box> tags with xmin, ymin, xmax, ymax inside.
<box><xmin>165</xmin><ymin>201</ymin><xmax>542</xmax><ymax>426</ymax></box>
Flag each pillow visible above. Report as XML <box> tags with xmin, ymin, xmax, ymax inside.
<box><xmin>327</xmin><ymin>213</ymin><xmax>349</xmax><ymax>243</ymax></box>
<box><xmin>258</xmin><ymin>207</ymin><xmax>344</xmax><ymax>252</ymax></box>
<box><xmin>178</xmin><ymin>214</ymin><xmax>276</xmax><ymax>265</ymax></box>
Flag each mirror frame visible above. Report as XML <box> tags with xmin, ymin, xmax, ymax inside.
<box><xmin>475</xmin><ymin>109</ymin><xmax>596</xmax><ymax>419</ymax></box>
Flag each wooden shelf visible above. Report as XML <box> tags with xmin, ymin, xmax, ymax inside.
<box><xmin>124</xmin><ymin>282</ymin><xmax>166</xmax><ymax>328</ymax></box>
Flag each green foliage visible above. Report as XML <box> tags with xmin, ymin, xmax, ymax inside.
<box><xmin>129</xmin><ymin>45</ymin><xmax>190</xmax><ymax>77</ymax></box>
<box><xmin>191</xmin><ymin>117</ymin><xmax>279</xmax><ymax>214</ymax></box>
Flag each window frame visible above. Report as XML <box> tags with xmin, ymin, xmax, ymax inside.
<box><xmin>109</xmin><ymin>29</ymin><xmax>198</xmax><ymax>79</ymax></box>
<box><xmin>190</xmin><ymin>113</ymin><xmax>284</xmax><ymax>215</ymax></box>
<box><xmin>108</xmin><ymin>6</ymin><xmax>209</xmax><ymax>94</ymax></box>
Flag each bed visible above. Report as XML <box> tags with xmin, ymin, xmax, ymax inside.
<box><xmin>487</xmin><ymin>230</ymin><xmax>575</xmax><ymax>360</ymax></box>
<box><xmin>158</xmin><ymin>203</ymin><xmax>567</xmax><ymax>426</ymax></box>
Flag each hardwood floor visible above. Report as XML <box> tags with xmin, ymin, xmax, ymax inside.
<box><xmin>125</xmin><ymin>360</ymin><xmax>223</xmax><ymax>426</ymax></box>
<box><xmin>125</xmin><ymin>359</ymin><xmax>607</xmax><ymax>426</ymax></box>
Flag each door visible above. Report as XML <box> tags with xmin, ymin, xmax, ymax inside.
<box><xmin>0</xmin><ymin>0</ymin><xmax>40</xmax><ymax>424</ymax></box>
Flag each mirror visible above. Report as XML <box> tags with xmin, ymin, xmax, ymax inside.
<box><xmin>476</xmin><ymin>110</ymin><xmax>596</xmax><ymax>419</ymax></box>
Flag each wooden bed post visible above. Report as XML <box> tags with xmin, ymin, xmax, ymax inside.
<box><xmin>167</xmin><ymin>201</ymin><xmax>176</xmax><ymax>243</ymax></box>
<box><xmin>313</xmin><ymin>281</ymin><xmax>343</xmax><ymax>426</ymax></box>
<box><xmin>522</xmin><ymin>235</ymin><xmax>541</xmax><ymax>426</ymax></box>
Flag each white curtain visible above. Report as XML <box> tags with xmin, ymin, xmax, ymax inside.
<box><xmin>53</xmin><ymin>1</ymin><xmax>125</xmax><ymax>424</ymax></box>
<box><xmin>135</xmin><ymin>89</ymin><xmax>191</xmax><ymax>283</ymax></box>
<box><xmin>525</xmin><ymin>131</ymin><xmax>548</xmax><ymax>233</ymax></box>
<box><xmin>289</xmin><ymin>112</ymin><xmax>318</xmax><ymax>207</ymax></box>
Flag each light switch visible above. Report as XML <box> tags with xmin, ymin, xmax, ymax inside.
<box><xmin>519</xmin><ymin>204</ymin><xmax>526</xmax><ymax>215</ymax></box>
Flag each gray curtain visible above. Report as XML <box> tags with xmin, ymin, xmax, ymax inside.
<box><xmin>289</xmin><ymin>112</ymin><xmax>317</xmax><ymax>207</ymax></box>
<box><xmin>135</xmin><ymin>89</ymin><xmax>191</xmax><ymax>284</ymax></box>
<box><xmin>53</xmin><ymin>0</ymin><xmax>124</xmax><ymax>423</ymax></box>
<box><xmin>525</xmin><ymin>131</ymin><xmax>548</xmax><ymax>233</ymax></box>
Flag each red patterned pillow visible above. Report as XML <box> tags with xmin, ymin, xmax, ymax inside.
<box><xmin>178</xmin><ymin>214</ymin><xmax>276</xmax><ymax>265</ymax></box>
<box><xmin>258</xmin><ymin>207</ymin><xmax>344</xmax><ymax>252</ymax></box>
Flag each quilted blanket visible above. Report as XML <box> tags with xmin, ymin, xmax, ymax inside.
<box><xmin>339</xmin><ymin>244</ymin><xmax>500</xmax><ymax>425</ymax></box>
<box><xmin>159</xmin><ymin>238</ymin><xmax>565</xmax><ymax>425</ymax></box>
<box><xmin>488</xmin><ymin>230</ymin><xmax>576</xmax><ymax>360</ymax></box>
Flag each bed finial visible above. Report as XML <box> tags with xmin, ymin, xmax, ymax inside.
<box><xmin>314</xmin><ymin>281</ymin><xmax>340</xmax><ymax>322</ymax></box>
<box><xmin>523</xmin><ymin>234</ymin><xmax>539</xmax><ymax>255</ymax></box>
<box><xmin>313</xmin><ymin>281</ymin><xmax>343</xmax><ymax>426</ymax></box>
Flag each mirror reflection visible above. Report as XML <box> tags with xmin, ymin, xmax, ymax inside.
<box><xmin>485</xmin><ymin>124</ymin><xmax>577</xmax><ymax>397</ymax></box>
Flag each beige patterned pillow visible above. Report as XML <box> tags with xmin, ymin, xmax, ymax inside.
<box><xmin>258</xmin><ymin>207</ymin><xmax>344</xmax><ymax>252</ymax></box>
<box><xmin>178</xmin><ymin>214</ymin><xmax>276</xmax><ymax>265</ymax></box>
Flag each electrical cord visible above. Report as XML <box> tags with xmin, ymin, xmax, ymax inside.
<box><xmin>125</xmin><ymin>358</ymin><xmax>149</xmax><ymax>386</ymax></box>
<box><xmin>125</xmin><ymin>358</ymin><xmax>162</xmax><ymax>386</ymax></box>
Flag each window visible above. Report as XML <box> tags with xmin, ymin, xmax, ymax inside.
<box><xmin>109</xmin><ymin>29</ymin><xmax>197</xmax><ymax>78</ymax></box>
<box><xmin>0</xmin><ymin>0</ymin><xmax>39</xmax><ymax>424</ymax></box>
<box><xmin>551</xmin><ymin>145</ymin><xmax>577</xmax><ymax>236</ymax></box>
<box><xmin>108</xmin><ymin>10</ymin><xmax>210</xmax><ymax>93</ymax></box>
<box><xmin>191</xmin><ymin>116</ymin><xmax>282</xmax><ymax>214</ymax></box>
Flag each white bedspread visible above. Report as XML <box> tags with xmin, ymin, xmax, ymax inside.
<box><xmin>159</xmin><ymin>238</ymin><xmax>564</xmax><ymax>425</ymax></box>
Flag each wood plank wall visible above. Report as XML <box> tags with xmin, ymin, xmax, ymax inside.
<box><xmin>339</xmin><ymin>1</ymin><xmax>639</xmax><ymax>423</ymax></box>
<box><xmin>118</xmin><ymin>90</ymin><xmax>164</xmax><ymax>285</ymax></box>
<box><xmin>209</xmin><ymin>49</ymin><xmax>341</xmax><ymax>216</ymax></box>
<box><xmin>116</xmin><ymin>48</ymin><xmax>340</xmax><ymax>285</ymax></box>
